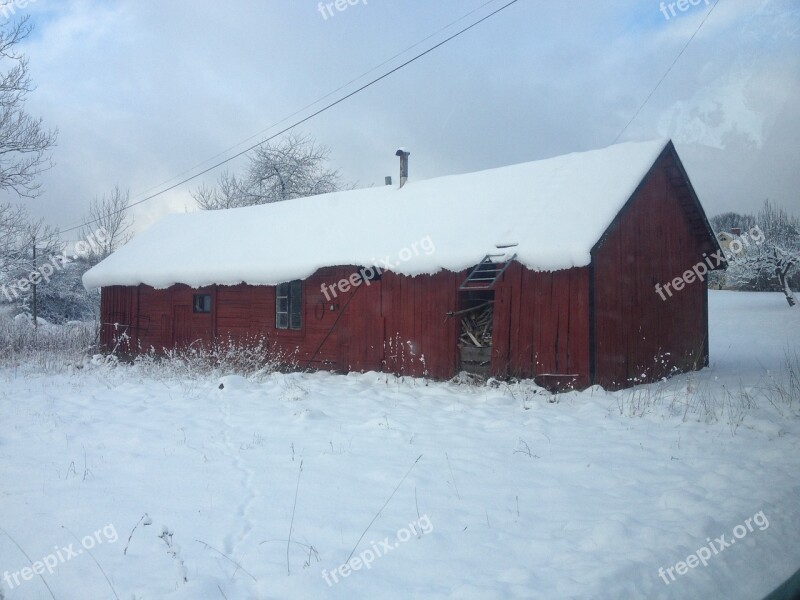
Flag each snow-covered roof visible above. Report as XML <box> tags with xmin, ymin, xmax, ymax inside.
<box><xmin>83</xmin><ymin>139</ymin><xmax>671</xmax><ymax>290</ymax></box>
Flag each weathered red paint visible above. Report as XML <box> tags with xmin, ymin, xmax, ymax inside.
<box><xmin>590</xmin><ymin>147</ymin><xmax>718</xmax><ymax>389</ymax></box>
<box><xmin>98</xmin><ymin>143</ymin><xmax>721</xmax><ymax>389</ymax></box>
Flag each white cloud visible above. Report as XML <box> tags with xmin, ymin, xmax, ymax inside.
<box><xmin>1</xmin><ymin>0</ymin><xmax>797</xmax><ymax>233</ymax></box>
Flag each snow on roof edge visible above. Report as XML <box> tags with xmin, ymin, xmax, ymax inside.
<box><xmin>82</xmin><ymin>139</ymin><xmax>671</xmax><ymax>291</ymax></box>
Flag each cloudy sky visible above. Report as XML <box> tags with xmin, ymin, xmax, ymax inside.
<box><xmin>3</xmin><ymin>0</ymin><xmax>799</xmax><ymax>239</ymax></box>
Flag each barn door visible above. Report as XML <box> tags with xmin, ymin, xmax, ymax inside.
<box><xmin>457</xmin><ymin>289</ymin><xmax>494</xmax><ymax>377</ymax></box>
<box><xmin>456</xmin><ymin>252</ymin><xmax>515</xmax><ymax>376</ymax></box>
<box><xmin>172</xmin><ymin>305</ymin><xmax>191</xmax><ymax>349</ymax></box>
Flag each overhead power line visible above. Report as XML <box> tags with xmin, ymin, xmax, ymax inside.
<box><xmin>62</xmin><ymin>0</ymin><xmax>522</xmax><ymax>235</ymax></box>
<box><xmin>614</xmin><ymin>0</ymin><xmax>721</xmax><ymax>143</ymax></box>
<box><xmin>127</xmin><ymin>0</ymin><xmax>510</xmax><ymax>202</ymax></box>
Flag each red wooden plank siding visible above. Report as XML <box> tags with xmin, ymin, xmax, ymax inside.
<box><xmin>491</xmin><ymin>263</ymin><xmax>590</xmax><ymax>387</ymax></box>
<box><xmin>381</xmin><ymin>271</ymin><xmax>460</xmax><ymax>379</ymax></box>
<box><xmin>491</xmin><ymin>285</ymin><xmax>512</xmax><ymax>374</ymax></box>
<box><xmin>100</xmin><ymin>262</ymin><xmax>590</xmax><ymax>384</ymax></box>
<box><xmin>99</xmin><ymin>285</ymin><xmax>136</xmax><ymax>351</ymax></box>
<box><xmin>101</xmin><ymin>268</ymin><xmax>461</xmax><ymax>379</ymax></box>
<box><xmin>592</xmin><ymin>154</ymin><xmax>709</xmax><ymax>389</ymax></box>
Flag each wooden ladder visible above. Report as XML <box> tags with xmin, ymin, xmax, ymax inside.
<box><xmin>459</xmin><ymin>253</ymin><xmax>516</xmax><ymax>291</ymax></box>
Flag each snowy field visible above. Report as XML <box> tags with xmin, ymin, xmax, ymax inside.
<box><xmin>1</xmin><ymin>291</ymin><xmax>799</xmax><ymax>600</ymax></box>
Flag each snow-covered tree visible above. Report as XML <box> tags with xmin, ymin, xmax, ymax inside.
<box><xmin>0</xmin><ymin>202</ymin><xmax>59</xmax><ymax>285</ymax></box>
<box><xmin>34</xmin><ymin>257</ymin><xmax>99</xmax><ymax>323</ymax></box>
<box><xmin>710</xmin><ymin>211</ymin><xmax>754</xmax><ymax>233</ymax></box>
<box><xmin>192</xmin><ymin>133</ymin><xmax>343</xmax><ymax>210</ymax></box>
<box><xmin>0</xmin><ymin>202</ymin><xmax>29</xmax><ymax>279</ymax></box>
<box><xmin>0</xmin><ymin>202</ymin><xmax>61</xmax><ymax>322</ymax></box>
<box><xmin>0</xmin><ymin>202</ymin><xmax>105</xmax><ymax>322</ymax></box>
<box><xmin>724</xmin><ymin>201</ymin><xmax>800</xmax><ymax>307</ymax></box>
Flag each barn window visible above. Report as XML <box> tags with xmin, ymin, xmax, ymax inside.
<box><xmin>192</xmin><ymin>294</ymin><xmax>212</xmax><ymax>313</ymax></box>
<box><xmin>276</xmin><ymin>280</ymin><xmax>302</xmax><ymax>330</ymax></box>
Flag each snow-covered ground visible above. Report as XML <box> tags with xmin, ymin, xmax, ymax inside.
<box><xmin>1</xmin><ymin>291</ymin><xmax>799</xmax><ymax>599</ymax></box>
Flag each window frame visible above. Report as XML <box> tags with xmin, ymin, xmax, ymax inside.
<box><xmin>276</xmin><ymin>280</ymin><xmax>302</xmax><ymax>330</ymax></box>
<box><xmin>192</xmin><ymin>294</ymin><xmax>212</xmax><ymax>314</ymax></box>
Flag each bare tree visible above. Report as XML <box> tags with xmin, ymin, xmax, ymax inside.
<box><xmin>192</xmin><ymin>133</ymin><xmax>342</xmax><ymax>210</ymax></box>
<box><xmin>81</xmin><ymin>186</ymin><xmax>133</xmax><ymax>262</ymax></box>
<box><xmin>191</xmin><ymin>171</ymin><xmax>249</xmax><ymax>211</ymax></box>
<box><xmin>0</xmin><ymin>17</ymin><xmax>58</xmax><ymax>198</ymax></box>
<box><xmin>0</xmin><ymin>203</ymin><xmax>61</xmax><ymax>302</ymax></box>
<box><xmin>0</xmin><ymin>202</ymin><xmax>28</xmax><ymax>277</ymax></box>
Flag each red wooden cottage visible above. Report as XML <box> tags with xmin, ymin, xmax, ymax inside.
<box><xmin>83</xmin><ymin>139</ymin><xmax>724</xmax><ymax>389</ymax></box>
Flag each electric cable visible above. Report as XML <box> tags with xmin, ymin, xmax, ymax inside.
<box><xmin>60</xmin><ymin>0</ymin><xmax>522</xmax><ymax>235</ymax></box>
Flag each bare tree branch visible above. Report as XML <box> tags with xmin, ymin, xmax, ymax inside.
<box><xmin>0</xmin><ymin>201</ymin><xmax>60</xmax><ymax>288</ymax></box>
<box><xmin>81</xmin><ymin>186</ymin><xmax>133</xmax><ymax>262</ymax></box>
<box><xmin>0</xmin><ymin>17</ymin><xmax>57</xmax><ymax>198</ymax></box>
<box><xmin>192</xmin><ymin>133</ymin><xmax>342</xmax><ymax>210</ymax></box>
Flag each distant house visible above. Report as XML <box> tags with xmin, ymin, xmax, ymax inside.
<box><xmin>716</xmin><ymin>231</ymin><xmax>735</xmax><ymax>251</ymax></box>
<box><xmin>83</xmin><ymin>139</ymin><xmax>724</xmax><ymax>390</ymax></box>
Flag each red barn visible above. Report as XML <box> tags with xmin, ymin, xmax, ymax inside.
<box><xmin>83</xmin><ymin>139</ymin><xmax>724</xmax><ymax>389</ymax></box>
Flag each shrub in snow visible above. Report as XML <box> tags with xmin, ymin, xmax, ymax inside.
<box><xmin>129</xmin><ymin>334</ymin><xmax>297</xmax><ymax>381</ymax></box>
<box><xmin>0</xmin><ymin>314</ymin><xmax>97</xmax><ymax>370</ymax></box>
<box><xmin>764</xmin><ymin>347</ymin><xmax>800</xmax><ymax>416</ymax></box>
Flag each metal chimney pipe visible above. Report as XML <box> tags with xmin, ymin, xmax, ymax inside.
<box><xmin>395</xmin><ymin>149</ymin><xmax>410</xmax><ymax>188</ymax></box>
<box><xmin>385</xmin><ymin>176</ymin><xmax>393</xmax><ymax>186</ymax></box>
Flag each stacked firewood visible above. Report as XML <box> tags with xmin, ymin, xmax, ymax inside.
<box><xmin>460</xmin><ymin>306</ymin><xmax>493</xmax><ymax>347</ymax></box>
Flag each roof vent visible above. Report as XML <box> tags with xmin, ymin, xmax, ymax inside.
<box><xmin>385</xmin><ymin>176</ymin><xmax>393</xmax><ymax>186</ymax></box>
